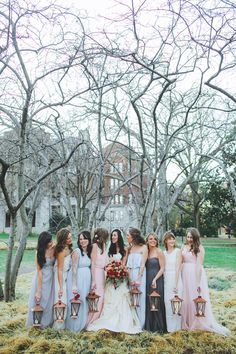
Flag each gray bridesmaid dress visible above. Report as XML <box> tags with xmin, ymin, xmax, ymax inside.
<box><xmin>145</xmin><ymin>257</ymin><xmax>167</xmax><ymax>333</ymax></box>
<box><xmin>26</xmin><ymin>257</ymin><xmax>55</xmax><ymax>328</ymax></box>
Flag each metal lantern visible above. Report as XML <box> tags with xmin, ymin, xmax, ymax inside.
<box><xmin>149</xmin><ymin>290</ymin><xmax>161</xmax><ymax>311</ymax></box>
<box><xmin>32</xmin><ymin>302</ymin><xmax>43</xmax><ymax>327</ymax></box>
<box><xmin>70</xmin><ymin>294</ymin><xmax>82</xmax><ymax>319</ymax></box>
<box><xmin>170</xmin><ymin>295</ymin><xmax>183</xmax><ymax>315</ymax></box>
<box><xmin>193</xmin><ymin>295</ymin><xmax>207</xmax><ymax>317</ymax></box>
<box><xmin>86</xmin><ymin>291</ymin><xmax>100</xmax><ymax>312</ymax></box>
<box><xmin>130</xmin><ymin>286</ymin><xmax>142</xmax><ymax>308</ymax></box>
<box><xmin>54</xmin><ymin>299</ymin><xmax>66</xmax><ymax>322</ymax></box>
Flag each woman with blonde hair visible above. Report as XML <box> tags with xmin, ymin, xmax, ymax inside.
<box><xmin>163</xmin><ymin>231</ymin><xmax>182</xmax><ymax>332</ymax></box>
<box><xmin>144</xmin><ymin>233</ymin><xmax>166</xmax><ymax>333</ymax></box>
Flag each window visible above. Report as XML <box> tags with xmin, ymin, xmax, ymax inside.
<box><xmin>110</xmin><ymin>162</ymin><xmax>123</xmax><ymax>174</ymax></box>
<box><xmin>51</xmin><ymin>205</ymin><xmax>61</xmax><ymax>215</ymax></box>
<box><xmin>5</xmin><ymin>211</ymin><xmax>10</xmax><ymax>227</ymax></box>
<box><xmin>110</xmin><ymin>178</ymin><xmax>122</xmax><ymax>190</ymax></box>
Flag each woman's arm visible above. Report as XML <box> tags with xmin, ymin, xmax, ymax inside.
<box><xmin>35</xmin><ymin>253</ymin><xmax>42</xmax><ymax>302</ymax></box>
<box><xmin>152</xmin><ymin>250</ymin><xmax>165</xmax><ymax>287</ymax></box>
<box><xmin>196</xmin><ymin>245</ymin><xmax>205</xmax><ymax>292</ymax></box>
<box><xmin>174</xmin><ymin>249</ymin><xmax>182</xmax><ymax>291</ymax></box>
<box><xmin>57</xmin><ymin>251</ymin><xmax>65</xmax><ymax>298</ymax></box>
<box><xmin>71</xmin><ymin>250</ymin><xmax>79</xmax><ymax>294</ymax></box>
<box><xmin>90</xmin><ymin>244</ymin><xmax>97</xmax><ymax>290</ymax></box>
<box><xmin>122</xmin><ymin>248</ymin><xmax>128</xmax><ymax>266</ymax></box>
<box><xmin>137</xmin><ymin>245</ymin><xmax>148</xmax><ymax>280</ymax></box>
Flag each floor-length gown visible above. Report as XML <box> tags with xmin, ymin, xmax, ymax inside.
<box><xmin>164</xmin><ymin>248</ymin><xmax>182</xmax><ymax>332</ymax></box>
<box><xmin>53</xmin><ymin>253</ymin><xmax>71</xmax><ymax>330</ymax></box>
<box><xmin>26</xmin><ymin>257</ymin><xmax>55</xmax><ymax>328</ymax></box>
<box><xmin>86</xmin><ymin>245</ymin><xmax>106</xmax><ymax>325</ymax></box>
<box><xmin>87</xmin><ymin>253</ymin><xmax>141</xmax><ymax>334</ymax></box>
<box><xmin>181</xmin><ymin>247</ymin><xmax>230</xmax><ymax>336</ymax></box>
<box><xmin>66</xmin><ymin>248</ymin><xmax>91</xmax><ymax>332</ymax></box>
<box><xmin>127</xmin><ymin>252</ymin><xmax>146</xmax><ymax>329</ymax></box>
<box><xmin>145</xmin><ymin>257</ymin><xmax>167</xmax><ymax>333</ymax></box>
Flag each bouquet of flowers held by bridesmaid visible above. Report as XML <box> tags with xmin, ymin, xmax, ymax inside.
<box><xmin>105</xmin><ymin>260</ymin><xmax>129</xmax><ymax>289</ymax></box>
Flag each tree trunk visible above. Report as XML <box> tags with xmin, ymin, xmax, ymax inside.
<box><xmin>4</xmin><ymin>213</ymin><xmax>17</xmax><ymax>302</ymax></box>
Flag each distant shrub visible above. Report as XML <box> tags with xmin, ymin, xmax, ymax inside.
<box><xmin>208</xmin><ymin>277</ymin><xmax>231</xmax><ymax>291</ymax></box>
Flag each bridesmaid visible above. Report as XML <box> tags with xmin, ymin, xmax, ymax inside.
<box><xmin>181</xmin><ymin>228</ymin><xmax>230</xmax><ymax>335</ymax></box>
<box><xmin>145</xmin><ymin>233</ymin><xmax>167</xmax><ymax>333</ymax></box>
<box><xmin>66</xmin><ymin>230</ymin><xmax>92</xmax><ymax>332</ymax></box>
<box><xmin>26</xmin><ymin>231</ymin><xmax>55</xmax><ymax>328</ymax></box>
<box><xmin>53</xmin><ymin>228</ymin><xmax>73</xmax><ymax>330</ymax></box>
<box><xmin>163</xmin><ymin>231</ymin><xmax>182</xmax><ymax>332</ymax></box>
<box><xmin>86</xmin><ymin>227</ymin><xmax>109</xmax><ymax>325</ymax></box>
<box><xmin>126</xmin><ymin>227</ymin><xmax>148</xmax><ymax>329</ymax></box>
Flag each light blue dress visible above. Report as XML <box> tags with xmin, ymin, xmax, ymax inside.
<box><xmin>127</xmin><ymin>252</ymin><xmax>146</xmax><ymax>329</ymax></box>
<box><xmin>66</xmin><ymin>248</ymin><xmax>91</xmax><ymax>332</ymax></box>
<box><xmin>26</xmin><ymin>257</ymin><xmax>55</xmax><ymax>328</ymax></box>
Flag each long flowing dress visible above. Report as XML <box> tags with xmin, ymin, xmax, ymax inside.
<box><xmin>164</xmin><ymin>248</ymin><xmax>182</xmax><ymax>332</ymax></box>
<box><xmin>127</xmin><ymin>252</ymin><xmax>146</xmax><ymax>329</ymax></box>
<box><xmin>86</xmin><ymin>245</ymin><xmax>106</xmax><ymax>325</ymax></box>
<box><xmin>53</xmin><ymin>253</ymin><xmax>71</xmax><ymax>330</ymax></box>
<box><xmin>145</xmin><ymin>257</ymin><xmax>167</xmax><ymax>333</ymax></box>
<box><xmin>66</xmin><ymin>248</ymin><xmax>91</xmax><ymax>332</ymax></box>
<box><xmin>87</xmin><ymin>253</ymin><xmax>142</xmax><ymax>334</ymax></box>
<box><xmin>26</xmin><ymin>257</ymin><xmax>55</xmax><ymax>328</ymax></box>
<box><xmin>181</xmin><ymin>247</ymin><xmax>230</xmax><ymax>336</ymax></box>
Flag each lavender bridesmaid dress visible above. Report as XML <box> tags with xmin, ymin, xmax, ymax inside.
<box><xmin>26</xmin><ymin>257</ymin><xmax>55</xmax><ymax>328</ymax></box>
<box><xmin>66</xmin><ymin>248</ymin><xmax>91</xmax><ymax>332</ymax></box>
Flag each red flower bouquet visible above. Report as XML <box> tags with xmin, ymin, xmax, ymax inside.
<box><xmin>105</xmin><ymin>260</ymin><xmax>129</xmax><ymax>289</ymax></box>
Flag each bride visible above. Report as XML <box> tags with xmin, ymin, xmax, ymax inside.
<box><xmin>87</xmin><ymin>229</ymin><xmax>141</xmax><ymax>334</ymax></box>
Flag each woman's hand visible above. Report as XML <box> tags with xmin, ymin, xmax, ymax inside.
<box><xmin>72</xmin><ymin>288</ymin><xmax>78</xmax><ymax>295</ymax></box>
<box><xmin>151</xmin><ymin>278</ymin><xmax>156</xmax><ymax>288</ymax></box>
<box><xmin>91</xmin><ymin>282</ymin><xmax>96</xmax><ymax>291</ymax></box>
<box><xmin>58</xmin><ymin>288</ymin><xmax>63</xmax><ymax>298</ymax></box>
<box><xmin>197</xmin><ymin>286</ymin><xmax>201</xmax><ymax>294</ymax></box>
<box><xmin>35</xmin><ymin>290</ymin><xmax>41</xmax><ymax>302</ymax></box>
<box><xmin>173</xmin><ymin>287</ymin><xmax>178</xmax><ymax>294</ymax></box>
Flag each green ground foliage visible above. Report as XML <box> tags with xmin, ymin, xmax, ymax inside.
<box><xmin>0</xmin><ymin>268</ymin><xmax>235</xmax><ymax>354</ymax></box>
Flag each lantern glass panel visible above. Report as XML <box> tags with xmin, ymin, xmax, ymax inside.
<box><xmin>33</xmin><ymin>305</ymin><xmax>43</xmax><ymax>327</ymax></box>
<box><xmin>170</xmin><ymin>295</ymin><xmax>183</xmax><ymax>315</ymax></box>
<box><xmin>70</xmin><ymin>302</ymin><xmax>80</xmax><ymax>318</ymax></box>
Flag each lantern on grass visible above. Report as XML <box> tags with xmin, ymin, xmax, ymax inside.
<box><xmin>86</xmin><ymin>291</ymin><xmax>100</xmax><ymax>312</ymax></box>
<box><xmin>193</xmin><ymin>295</ymin><xmax>206</xmax><ymax>317</ymax></box>
<box><xmin>54</xmin><ymin>299</ymin><xmax>66</xmax><ymax>322</ymax></box>
<box><xmin>130</xmin><ymin>286</ymin><xmax>142</xmax><ymax>308</ymax></box>
<box><xmin>70</xmin><ymin>293</ymin><xmax>82</xmax><ymax>319</ymax></box>
<box><xmin>32</xmin><ymin>302</ymin><xmax>43</xmax><ymax>327</ymax></box>
<box><xmin>170</xmin><ymin>295</ymin><xmax>183</xmax><ymax>315</ymax></box>
<box><xmin>149</xmin><ymin>290</ymin><xmax>161</xmax><ymax>311</ymax></box>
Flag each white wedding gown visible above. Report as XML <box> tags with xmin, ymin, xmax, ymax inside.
<box><xmin>87</xmin><ymin>253</ymin><xmax>142</xmax><ymax>334</ymax></box>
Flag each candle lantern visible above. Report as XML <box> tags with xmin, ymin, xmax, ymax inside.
<box><xmin>54</xmin><ymin>299</ymin><xmax>66</xmax><ymax>322</ymax></box>
<box><xmin>170</xmin><ymin>295</ymin><xmax>183</xmax><ymax>315</ymax></box>
<box><xmin>130</xmin><ymin>286</ymin><xmax>142</xmax><ymax>308</ymax></box>
<box><xmin>70</xmin><ymin>293</ymin><xmax>82</xmax><ymax>319</ymax></box>
<box><xmin>32</xmin><ymin>302</ymin><xmax>43</xmax><ymax>327</ymax></box>
<box><xmin>193</xmin><ymin>295</ymin><xmax>207</xmax><ymax>317</ymax></box>
<box><xmin>149</xmin><ymin>290</ymin><xmax>161</xmax><ymax>311</ymax></box>
<box><xmin>86</xmin><ymin>291</ymin><xmax>100</xmax><ymax>312</ymax></box>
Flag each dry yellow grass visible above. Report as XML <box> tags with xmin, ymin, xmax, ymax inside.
<box><xmin>0</xmin><ymin>268</ymin><xmax>235</xmax><ymax>354</ymax></box>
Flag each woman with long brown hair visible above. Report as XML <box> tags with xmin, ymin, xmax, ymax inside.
<box><xmin>126</xmin><ymin>227</ymin><xmax>148</xmax><ymax>329</ymax></box>
<box><xmin>86</xmin><ymin>227</ymin><xmax>109</xmax><ymax>326</ymax></box>
<box><xmin>181</xmin><ymin>227</ymin><xmax>230</xmax><ymax>335</ymax></box>
<box><xmin>53</xmin><ymin>228</ymin><xmax>73</xmax><ymax>330</ymax></box>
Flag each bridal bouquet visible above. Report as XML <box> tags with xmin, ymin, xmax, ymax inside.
<box><xmin>105</xmin><ymin>260</ymin><xmax>129</xmax><ymax>289</ymax></box>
